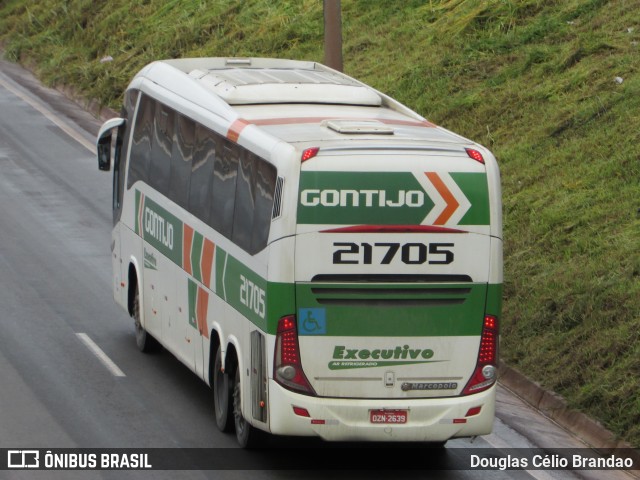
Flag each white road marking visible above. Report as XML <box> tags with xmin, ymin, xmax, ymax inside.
<box><xmin>0</xmin><ymin>73</ymin><xmax>95</xmax><ymax>153</ymax></box>
<box><xmin>75</xmin><ymin>333</ymin><xmax>126</xmax><ymax>377</ymax></box>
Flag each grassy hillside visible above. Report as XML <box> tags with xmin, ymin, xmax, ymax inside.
<box><xmin>1</xmin><ymin>0</ymin><xmax>638</xmax><ymax>446</ymax></box>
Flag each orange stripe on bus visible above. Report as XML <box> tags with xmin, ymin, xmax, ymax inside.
<box><xmin>227</xmin><ymin>119</ymin><xmax>250</xmax><ymax>142</ymax></box>
<box><xmin>425</xmin><ymin>172</ymin><xmax>459</xmax><ymax>225</ymax></box>
<box><xmin>225</xmin><ymin>116</ymin><xmax>434</xmax><ymax>143</ymax></box>
<box><xmin>201</xmin><ymin>239</ymin><xmax>215</xmax><ymax>290</ymax></box>
<box><xmin>248</xmin><ymin>117</ymin><xmax>436</xmax><ymax>128</ymax></box>
<box><xmin>183</xmin><ymin>224</ymin><xmax>194</xmax><ymax>275</ymax></box>
<box><xmin>196</xmin><ymin>287</ymin><xmax>209</xmax><ymax>339</ymax></box>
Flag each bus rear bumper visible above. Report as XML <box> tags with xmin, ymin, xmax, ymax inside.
<box><xmin>266</xmin><ymin>380</ymin><xmax>496</xmax><ymax>442</ymax></box>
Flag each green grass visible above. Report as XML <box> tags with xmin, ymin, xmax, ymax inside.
<box><xmin>1</xmin><ymin>0</ymin><xmax>639</xmax><ymax>447</ymax></box>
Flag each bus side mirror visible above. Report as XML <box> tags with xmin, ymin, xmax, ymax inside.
<box><xmin>97</xmin><ymin>135</ymin><xmax>111</xmax><ymax>171</ymax></box>
<box><xmin>96</xmin><ymin>117</ymin><xmax>126</xmax><ymax>171</ymax></box>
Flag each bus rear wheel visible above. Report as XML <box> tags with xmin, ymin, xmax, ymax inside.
<box><xmin>232</xmin><ymin>368</ymin><xmax>264</xmax><ymax>448</ymax></box>
<box><xmin>213</xmin><ymin>345</ymin><xmax>234</xmax><ymax>432</ymax></box>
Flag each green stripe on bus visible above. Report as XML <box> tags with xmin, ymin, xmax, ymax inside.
<box><xmin>187</xmin><ymin>279</ymin><xmax>198</xmax><ymax>329</ymax></box>
<box><xmin>215</xmin><ymin>246</ymin><xmax>226</xmax><ymax>298</ymax></box>
<box><xmin>485</xmin><ymin>283</ymin><xmax>503</xmax><ymax>318</ymax></box>
<box><xmin>297</xmin><ymin>171</ymin><xmax>435</xmax><ymax>225</ymax></box>
<box><xmin>295</xmin><ymin>283</ymin><xmax>488</xmax><ymax>337</ymax></box>
<box><xmin>297</xmin><ymin>171</ymin><xmax>491</xmax><ymax>226</ymax></box>
<box><xmin>266</xmin><ymin>282</ymin><xmax>296</xmax><ymax>334</ymax></box>
<box><xmin>139</xmin><ymin>194</ymin><xmax>183</xmax><ymax>266</ymax></box>
<box><xmin>221</xmin><ymin>254</ymin><xmax>268</xmax><ymax>331</ymax></box>
<box><xmin>451</xmin><ymin>172</ymin><xmax>490</xmax><ymax>225</ymax></box>
<box><xmin>191</xmin><ymin>231</ymin><xmax>204</xmax><ymax>283</ymax></box>
<box><xmin>135</xmin><ymin>190</ymin><xmax>140</xmax><ymax>235</ymax></box>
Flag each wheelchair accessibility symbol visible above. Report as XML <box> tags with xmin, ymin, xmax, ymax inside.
<box><xmin>298</xmin><ymin>308</ymin><xmax>327</xmax><ymax>335</ymax></box>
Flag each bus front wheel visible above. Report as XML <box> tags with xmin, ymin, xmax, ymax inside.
<box><xmin>133</xmin><ymin>285</ymin><xmax>159</xmax><ymax>353</ymax></box>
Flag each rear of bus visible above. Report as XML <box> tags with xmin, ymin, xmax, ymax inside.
<box><xmin>269</xmin><ymin>142</ymin><xmax>502</xmax><ymax>443</ymax></box>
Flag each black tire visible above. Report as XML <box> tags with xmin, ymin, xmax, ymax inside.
<box><xmin>213</xmin><ymin>345</ymin><xmax>234</xmax><ymax>432</ymax></box>
<box><xmin>232</xmin><ymin>368</ymin><xmax>264</xmax><ymax>448</ymax></box>
<box><xmin>133</xmin><ymin>284</ymin><xmax>159</xmax><ymax>353</ymax></box>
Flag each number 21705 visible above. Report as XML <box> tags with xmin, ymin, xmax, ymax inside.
<box><xmin>332</xmin><ymin>242</ymin><xmax>454</xmax><ymax>265</ymax></box>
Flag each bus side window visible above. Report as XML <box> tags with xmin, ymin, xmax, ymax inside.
<box><xmin>128</xmin><ymin>94</ymin><xmax>154</xmax><ymax>189</ymax></box>
<box><xmin>169</xmin><ymin>115</ymin><xmax>195</xmax><ymax>210</ymax></box>
<box><xmin>210</xmin><ymin>141</ymin><xmax>239</xmax><ymax>239</ymax></box>
<box><xmin>232</xmin><ymin>150</ymin><xmax>255</xmax><ymax>252</ymax></box>
<box><xmin>188</xmin><ymin>125</ymin><xmax>216</xmax><ymax>226</ymax></box>
<box><xmin>148</xmin><ymin>103</ymin><xmax>175</xmax><ymax>195</ymax></box>
<box><xmin>252</xmin><ymin>159</ymin><xmax>277</xmax><ymax>253</ymax></box>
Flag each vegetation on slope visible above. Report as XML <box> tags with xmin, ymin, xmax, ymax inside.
<box><xmin>1</xmin><ymin>0</ymin><xmax>638</xmax><ymax>446</ymax></box>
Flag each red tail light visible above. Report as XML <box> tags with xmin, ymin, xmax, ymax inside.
<box><xmin>462</xmin><ymin>315</ymin><xmax>499</xmax><ymax>395</ymax></box>
<box><xmin>274</xmin><ymin>315</ymin><xmax>316</xmax><ymax>396</ymax></box>
<box><xmin>465</xmin><ymin>148</ymin><xmax>485</xmax><ymax>164</ymax></box>
<box><xmin>301</xmin><ymin>147</ymin><xmax>319</xmax><ymax>162</ymax></box>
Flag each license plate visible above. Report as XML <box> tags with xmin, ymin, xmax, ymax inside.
<box><xmin>370</xmin><ymin>409</ymin><xmax>408</xmax><ymax>424</ymax></box>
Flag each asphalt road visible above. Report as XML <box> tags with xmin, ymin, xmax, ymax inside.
<box><xmin>0</xmin><ymin>58</ymin><xmax>631</xmax><ymax>480</ymax></box>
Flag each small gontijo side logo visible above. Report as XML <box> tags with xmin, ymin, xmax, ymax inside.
<box><xmin>8</xmin><ymin>450</ymin><xmax>39</xmax><ymax>468</ymax></box>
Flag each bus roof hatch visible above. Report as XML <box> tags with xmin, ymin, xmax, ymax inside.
<box><xmin>187</xmin><ymin>68</ymin><xmax>383</xmax><ymax>106</ymax></box>
<box><xmin>323</xmin><ymin>120</ymin><xmax>395</xmax><ymax>135</ymax></box>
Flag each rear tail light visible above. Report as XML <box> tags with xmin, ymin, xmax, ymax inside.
<box><xmin>465</xmin><ymin>406</ymin><xmax>482</xmax><ymax>417</ymax></box>
<box><xmin>274</xmin><ymin>315</ymin><xmax>316</xmax><ymax>396</ymax></box>
<box><xmin>465</xmin><ymin>148</ymin><xmax>485</xmax><ymax>164</ymax></box>
<box><xmin>462</xmin><ymin>315</ymin><xmax>499</xmax><ymax>395</ymax></box>
<box><xmin>292</xmin><ymin>406</ymin><xmax>311</xmax><ymax>417</ymax></box>
<box><xmin>301</xmin><ymin>147</ymin><xmax>319</xmax><ymax>162</ymax></box>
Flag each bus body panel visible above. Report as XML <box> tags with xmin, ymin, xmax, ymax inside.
<box><xmin>124</xmin><ymin>179</ymin><xmax>273</xmax><ymax>375</ymax></box>
<box><xmin>111</xmin><ymin>223</ymin><xmax>126</xmax><ymax>310</ymax></box>
<box><xmin>267</xmin><ymin>380</ymin><xmax>496</xmax><ymax>441</ymax></box>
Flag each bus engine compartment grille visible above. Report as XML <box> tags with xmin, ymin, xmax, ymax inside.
<box><xmin>310</xmin><ymin>286</ymin><xmax>471</xmax><ymax>307</ymax></box>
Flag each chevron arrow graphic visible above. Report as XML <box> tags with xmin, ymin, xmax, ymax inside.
<box><xmin>421</xmin><ymin>172</ymin><xmax>472</xmax><ymax>226</ymax></box>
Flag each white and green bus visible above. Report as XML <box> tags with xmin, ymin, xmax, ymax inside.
<box><xmin>97</xmin><ymin>57</ymin><xmax>502</xmax><ymax>447</ymax></box>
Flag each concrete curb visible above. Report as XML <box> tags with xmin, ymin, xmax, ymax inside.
<box><xmin>16</xmin><ymin>55</ymin><xmax>119</xmax><ymax>122</ymax></box>
<box><xmin>498</xmin><ymin>361</ymin><xmax>640</xmax><ymax>476</ymax></box>
<box><xmin>58</xmin><ymin>83</ymin><xmax>119</xmax><ymax>122</ymax></box>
